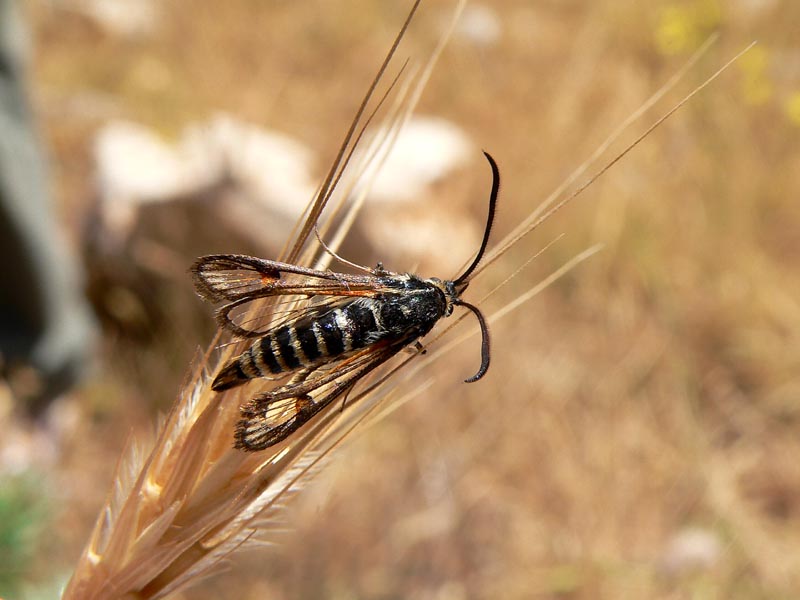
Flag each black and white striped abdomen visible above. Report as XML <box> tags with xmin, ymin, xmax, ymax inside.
<box><xmin>212</xmin><ymin>299</ymin><xmax>385</xmax><ymax>391</ymax></box>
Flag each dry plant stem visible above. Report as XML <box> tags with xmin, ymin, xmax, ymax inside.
<box><xmin>282</xmin><ymin>0</ymin><xmax>423</xmax><ymax>265</ymax></box>
<box><xmin>317</xmin><ymin>0</ymin><xmax>466</xmax><ymax>269</ymax></box>
<box><xmin>412</xmin><ymin>245</ymin><xmax>604</xmax><ymax>395</ymax></box>
<box><xmin>362</xmin><ymin>244</ymin><xmax>601</xmax><ymax>429</ymax></box>
<box><xmin>64</xmin><ymin>1</ymin><xmax>753</xmax><ymax>593</ymax></box>
<box><xmin>387</xmin><ymin>42</ymin><xmax>757</xmax><ymax>427</ymax></box>
<box><xmin>473</xmin><ymin>36</ymin><xmax>748</xmax><ymax>279</ymax></box>
<box><xmin>62</xmin><ymin>3</ymin><xmax>461</xmax><ymax>599</ymax></box>
<box><xmin>315</xmin><ymin>63</ymin><xmax>420</xmax><ymax>265</ymax></box>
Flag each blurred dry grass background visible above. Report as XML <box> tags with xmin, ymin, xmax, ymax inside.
<box><xmin>10</xmin><ymin>0</ymin><xmax>800</xmax><ymax>597</ymax></box>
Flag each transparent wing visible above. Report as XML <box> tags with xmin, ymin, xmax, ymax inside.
<box><xmin>234</xmin><ymin>337</ymin><xmax>410</xmax><ymax>451</ymax></box>
<box><xmin>191</xmin><ymin>254</ymin><xmax>396</xmax><ymax>337</ymax></box>
<box><xmin>192</xmin><ymin>254</ymin><xmax>380</xmax><ymax>301</ymax></box>
<box><xmin>217</xmin><ymin>294</ymin><xmax>346</xmax><ymax>338</ymax></box>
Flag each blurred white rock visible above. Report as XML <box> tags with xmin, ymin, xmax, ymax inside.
<box><xmin>358</xmin><ymin>115</ymin><xmax>473</xmax><ymax>204</ymax></box>
<box><xmin>660</xmin><ymin>527</ymin><xmax>722</xmax><ymax>575</ymax></box>
<box><xmin>205</xmin><ymin>114</ymin><xmax>316</xmax><ymax>220</ymax></box>
<box><xmin>92</xmin><ymin>112</ymin><xmax>479</xmax><ymax>274</ymax></box>
<box><xmin>94</xmin><ymin>120</ymin><xmax>221</xmax><ymax>244</ymax></box>
<box><xmin>95</xmin><ymin>121</ymin><xmax>220</xmax><ymax>204</ymax></box>
<box><xmin>60</xmin><ymin>0</ymin><xmax>160</xmax><ymax>37</ymax></box>
<box><xmin>360</xmin><ymin>203</ymin><xmax>483</xmax><ymax>276</ymax></box>
<box><xmin>454</xmin><ymin>4</ymin><xmax>502</xmax><ymax>47</ymax></box>
<box><xmin>93</xmin><ymin>115</ymin><xmax>316</xmax><ymax>247</ymax></box>
<box><xmin>349</xmin><ymin>116</ymin><xmax>482</xmax><ymax>274</ymax></box>
<box><xmin>731</xmin><ymin>0</ymin><xmax>779</xmax><ymax>17</ymax></box>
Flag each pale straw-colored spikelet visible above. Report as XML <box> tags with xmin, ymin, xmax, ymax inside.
<box><xmin>63</xmin><ymin>3</ymin><xmax>467</xmax><ymax>598</ymax></box>
<box><xmin>62</xmin><ymin>326</ymin><xmax>431</xmax><ymax>599</ymax></box>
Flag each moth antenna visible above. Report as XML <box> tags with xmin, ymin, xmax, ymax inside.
<box><xmin>313</xmin><ymin>224</ymin><xmax>373</xmax><ymax>274</ymax></box>
<box><xmin>454</xmin><ymin>300</ymin><xmax>490</xmax><ymax>382</ymax></box>
<box><xmin>454</xmin><ymin>151</ymin><xmax>499</xmax><ymax>286</ymax></box>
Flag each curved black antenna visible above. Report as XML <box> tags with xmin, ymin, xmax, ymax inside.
<box><xmin>454</xmin><ymin>300</ymin><xmax>490</xmax><ymax>383</ymax></box>
<box><xmin>453</xmin><ymin>151</ymin><xmax>500</xmax><ymax>287</ymax></box>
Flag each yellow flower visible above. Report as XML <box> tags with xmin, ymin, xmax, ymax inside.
<box><xmin>785</xmin><ymin>92</ymin><xmax>800</xmax><ymax>126</ymax></box>
<box><xmin>654</xmin><ymin>1</ymin><xmax>722</xmax><ymax>56</ymax></box>
<box><xmin>655</xmin><ymin>6</ymin><xmax>695</xmax><ymax>55</ymax></box>
<box><xmin>739</xmin><ymin>46</ymin><xmax>773</xmax><ymax>106</ymax></box>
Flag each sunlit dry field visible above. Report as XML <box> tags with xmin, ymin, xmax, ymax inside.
<box><xmin>7</xmin><ymin>0</ymin><xmax>800</xmax><ymax>597</ymax></box>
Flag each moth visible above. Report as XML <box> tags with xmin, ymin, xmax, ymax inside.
<box><xmin>192</xmin><ymin>151</ymin><xmax>499</xmax><ymax>451</ymax></box>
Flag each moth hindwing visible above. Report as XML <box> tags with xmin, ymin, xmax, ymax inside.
<box><xmin>192</xmin><ymin>151</ymin><xmax>500</xmax><ymax>451</ymax></box>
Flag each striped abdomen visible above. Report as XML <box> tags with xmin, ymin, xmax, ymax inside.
<box><xmin>212</xmin><ymin>299</ymin><xmax>386</xmax><ymax>391</ymax></box>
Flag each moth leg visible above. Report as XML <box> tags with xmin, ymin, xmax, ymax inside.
<box><xmin>257</xmin><ymin>342</ymin><xmax>392</xmax><ymax>403</ymax></box>
<box><xmin>339</xmin><ymin>383</ymin><xmax>356</xmax><ymax>412</ymax></box>
<box><xmin>240</xmin><ymin>367</ymin><xmax>314</xmax><ymax>414</ymax></box>
<box><xmin>328</xmin><ymin>270</ymin><xmax>352</xmax><ymax>292</ymax></box>
<box><xmin>404</xmin><ymin>340</ymin><xmax>426</xmax><ymax>355</ymax></box>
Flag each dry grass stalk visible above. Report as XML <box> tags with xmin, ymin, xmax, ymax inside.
<box><xmin>62</xmin><ymin>2</ymin><xmax>462</xmax><ymax>598</ymax></box>
<box><xmin>62</xmin><ymin>2</ymin><xmax>751</xmax><ymax>596</ymax></box>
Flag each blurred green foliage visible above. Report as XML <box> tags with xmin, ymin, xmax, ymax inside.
<box><xmin>0</xmin><ymin>475</ymin><xmax>48</xmax><ymax>598</ymax></box>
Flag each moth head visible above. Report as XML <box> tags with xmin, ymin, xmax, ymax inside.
<box><xmin>424</xmin><ymin>277</ymin><xmax>455</xmax><ymax>316</ymax></box>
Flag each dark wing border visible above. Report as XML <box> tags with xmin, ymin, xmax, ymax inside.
<box><xmin>234</xmin><ymin>337</ymin><xmax>410</xmax><ymax>451</ymax></box>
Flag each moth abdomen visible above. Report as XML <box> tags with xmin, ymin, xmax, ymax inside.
<box><xmin>211</xmin><ymin>360</ymin><xmax>249</xmax><ymax>391</ymax></box>
<box><xmin>212</xmin><ymin>298</ymin><xmax>386</xmax><ymax>391</ymax></box>
<box><xmin>211</xmin><ymin>336</ymin><xmax>280</xmax><ymax>391</ymax></box>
